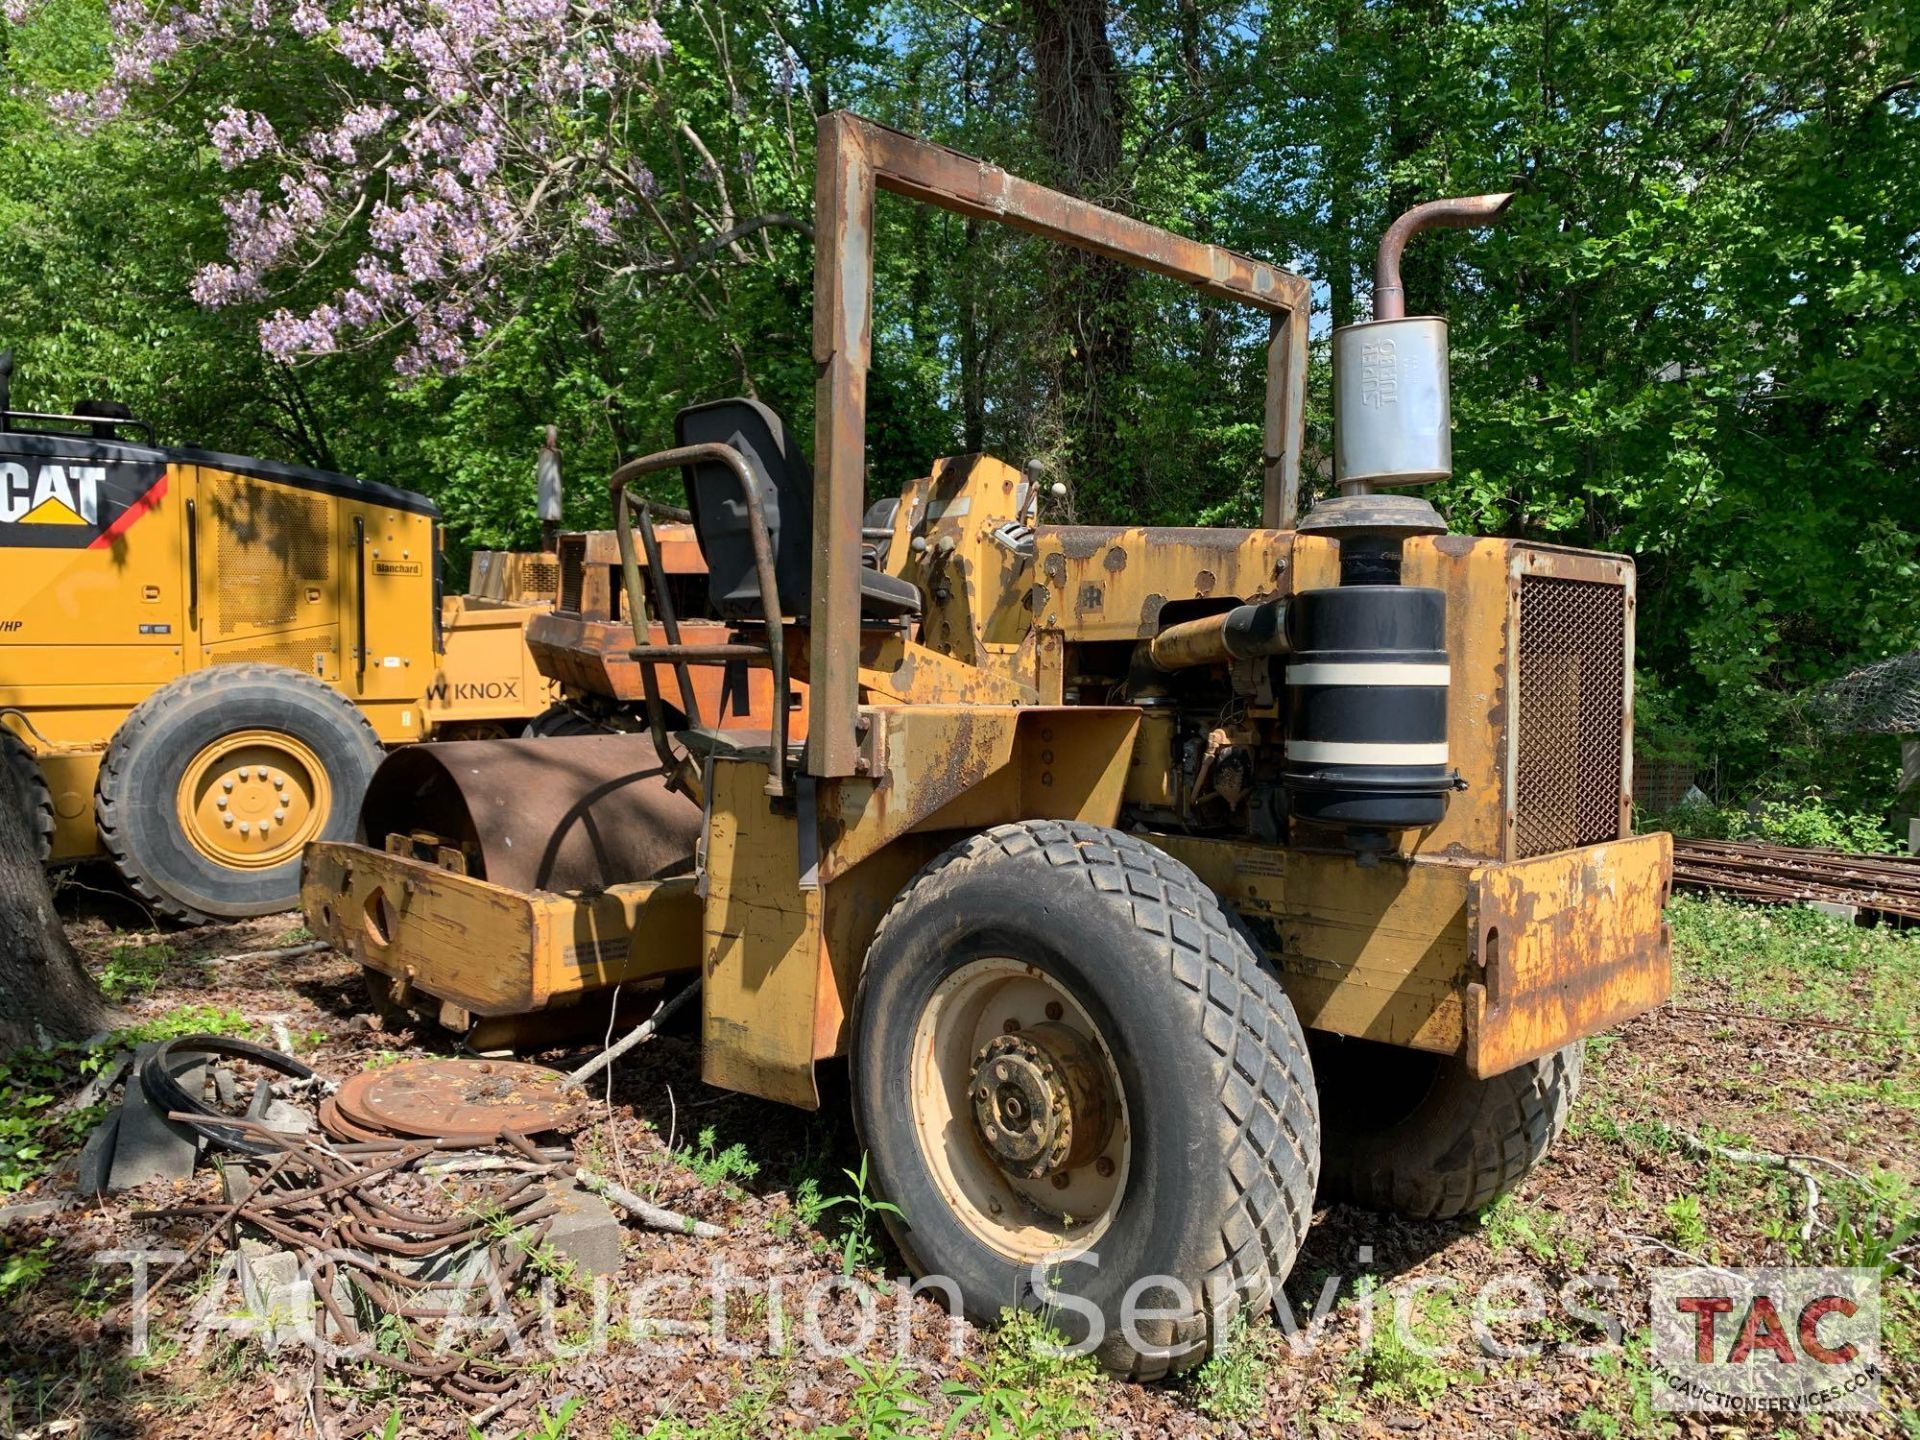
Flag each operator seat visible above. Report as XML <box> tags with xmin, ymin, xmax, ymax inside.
<box><xmin>675</xmin><ymin>398</ymin><xmax>921</xmax><ymax>623</ymax></box>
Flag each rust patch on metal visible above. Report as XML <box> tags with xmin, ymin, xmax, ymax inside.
<box><xmin>1194</xmin><ymin>569</ymin><xmax>1217</xmax><ymax>595</ymax></box>
<box><xmin>1141</xmin><ymin>526</ymin><xmax>1255</xmax><ymax>552</ymax></box>
<box><xmin>1434</xmin><ymin>533</ymin><xmax>1476</xmax><ymax>557</ymax></box>
<box><xmin>1465</xmin><ymin>833</ymin><xmax>1672</xmax><ymax>1077</ymax></box>
<box><xmin>1103</xmin><ymin>546</ymin><xmax>1127</xmax><ymax>573</ymax></box>
<box><xmin>1137</xmin><ymin>593</ymin><xmax>1167</xmax><ymax>637</ymax></box>
<box><xmin>1050</xmin><ymin>526</ymin><xmax>1128</xmax><ymax>561</ymax></box>
<box><xmin>335</xmin><ymin>1059</ymin><xmax>586</xmax><ymax>1142</ymax></box>
<box><xmin>1041</xmin><ymin>553</ymin><xmax>1067</xmax><ymax>585</ymax></box>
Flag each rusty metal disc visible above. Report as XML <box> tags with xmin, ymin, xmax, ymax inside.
<box><xmin>319</xmin><ymin>1093</ymin><xmax>393</xmax><ymax>1144</ymax></box>
<box><xmin>334</xmin><ymin>1059</ymin><xmax>585</xmax><ymax>1143</ymax></box>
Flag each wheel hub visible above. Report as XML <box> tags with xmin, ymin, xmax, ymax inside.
<box><xmin>177</xmin><ymin>730</ymin><xmax>327</xmax><ymax>869</ymax></box>
<box><xmin>969</xmin><ymin>1023</ymin><xmax>1114</xmax><ymax>1180</ymax></box>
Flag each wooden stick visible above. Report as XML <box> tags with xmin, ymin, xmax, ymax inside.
<box><xmin>203</xmin><ymin>940</ymin><xmax>332</xmax><ymax>965</ymax></box>
<box><xmin>562</xmin><ymin>979</ymin><xmax>700</xmax><ymax>1088</ymax></box>
<box><xmin>573</xmin><ymin>1166</ymin><xmax>724</xmax><ymax>1238</ymax></box>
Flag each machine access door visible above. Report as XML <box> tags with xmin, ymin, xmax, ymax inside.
<box><xmin>190</xmin><ymin>463</ymin><xmax>343</xmax><ymax>681</ymax></box>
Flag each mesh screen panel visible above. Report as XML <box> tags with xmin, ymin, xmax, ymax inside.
<box><xmin>1514</xmin><ymin>575</ymin><xmax>1626</xmax><ymax>858</ymax></box>
<box><xmin>522</xmin><ymin>555</ymin><xmax>561</xmax><ymax>599</ymax></box>
<box><xmin>557</xmin><ymin>535</ymin><xmax>587</xmax><ymax>614</ymax></box>
<box><xmin>213</xmin><ymin>480</ymin><xmax>333</xmax><ymax>635</ymax></box>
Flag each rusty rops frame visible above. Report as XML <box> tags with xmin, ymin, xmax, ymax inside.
<box><xmin>806</xmin><ymin>111</ymin><xmax>1313</xmax><ymax>778</ymax></box>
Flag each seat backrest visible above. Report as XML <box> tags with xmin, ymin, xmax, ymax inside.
<box><xmin>675</xmin><ymin>398</ymin><xmax>814</xmax><ymax>622</ymax></box>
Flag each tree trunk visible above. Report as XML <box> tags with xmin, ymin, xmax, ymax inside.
<box><xmin>0</xmin><ymin>758</ymin><xmax>110</xmax><ymax>1053</ymax></box>
<box><xmin>1025</xmin><ymin>0</ymin><xmax>1136</xmax><ymax>517</ymax></box>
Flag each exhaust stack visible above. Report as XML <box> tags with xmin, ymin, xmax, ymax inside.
<box><xmin>1332</xmin><ymin>192</ymin><xmax>1514</xmax><ymax>494</ymax></box>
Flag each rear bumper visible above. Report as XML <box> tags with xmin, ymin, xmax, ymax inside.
<box><xmin>1464</xmin><ymin>831</ymin><xmax>1671</xmax><ymax>1076</ymax></box>
<box><xmin>300</xmin><ymin>839</ymin><xmax>700</xmax><ymax>1019</ymax></box>
<box><xmin>1150</xmin><ymin>830</ymin><xmax>1673</xmax><ymax>1077</ymax></box>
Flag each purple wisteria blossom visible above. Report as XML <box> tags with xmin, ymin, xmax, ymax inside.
<box><xmin>15</xmin><ymin>0</ymin><xmax>789</xmax><ymax>375</ymax></box>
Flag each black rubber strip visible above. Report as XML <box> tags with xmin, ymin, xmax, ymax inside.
<box><xmin>140</xmin><ymin>1034</ymin><xmax>317</xmax><ymax>1157</ymax></box>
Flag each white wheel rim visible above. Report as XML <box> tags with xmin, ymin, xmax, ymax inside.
<box><xmin>907</xmin><ymin>957</ymin><xmax>1132</xmax><ymax>1264</ymax></box>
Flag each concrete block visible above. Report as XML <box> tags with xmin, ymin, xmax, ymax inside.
<box><xmin>1808</xmin><ymin>900</ymin><xmax>1860</xmax><ymax>924</ymax></box>
<box><xmin>1908</xmin><ymin>816</ymin><xmax>1920</xmax><ymax>857</ymax></box>
<box><xmin>73</xmin><ymin>1108</ymin><xmax>121</xmax><ymax>1196</ymax></box>
<box><xmin>106</xmin><ymin>1046</ymin><xmax>204</xmax><ymax>1191</ymax></box>
<box><xmin>0</xmin><ymin>1198</ymin><xmax>65</xmax><ymax>1227</ymax></box>
<box><xmin>260</xmin><ymin>1098</ymin><xmax>314</xmax><ymax>1137</ymax></box>
<box><xmin>543</xmin><ymin>1180</ymin><xmax>624</xmax><ymax>1278</ymax></box>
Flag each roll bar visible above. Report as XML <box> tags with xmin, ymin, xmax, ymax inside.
<box><xmin>806</xmin><ymin>112</ymin><xmax>1312</xmax><ymax>778</ymax></box>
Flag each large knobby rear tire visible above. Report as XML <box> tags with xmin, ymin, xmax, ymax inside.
<box><xmin>1311</xmin><ymin>1035</ymin><xmax>1583</xmax><ymax>1220</ymax></box>
<box><xmin>2</xmin><ymin>726</ymin><xmax>55</xmax><ymax>862</ymax></box>
<box><xmin>851</xmin><ymin>820</ymin><xmax>1320</xmax><ymax>1380</ymax></box>
<box><xmin>97</xmin><ymin>665</ymin><xmax>384</xmax><ymax>924</ymax></box>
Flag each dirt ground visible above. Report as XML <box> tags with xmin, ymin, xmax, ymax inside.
<box><xmin>0</xmin><ymin>879</ymin><xmax>1914</xmax><ymax>1439</ymax></box>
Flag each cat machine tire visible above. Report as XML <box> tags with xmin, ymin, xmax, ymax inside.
<box><xmin>96</xmin><ymin>665</ymin><xmax>384</xmax><ymax>924</ymax></box>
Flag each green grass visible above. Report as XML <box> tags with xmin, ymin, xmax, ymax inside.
<box><xmin>1666</xmin><ymin>895</ymin><xmax>1920</xmax><ymax>1035</ymax></box>
<box><xmin>942</xmin><ymin>1306</ymin><xmax>1105</xmax><ymax>1438</ymax></box>
<box><xmin>0</xmin><ymin>1005</ymin><xmax>253</xmax><ymax>1194</ymax></box>
<box><xmin>1188</xmin><ymin>1311</ymin><xmax>1278</xmax><ymax>1423</ymax></box>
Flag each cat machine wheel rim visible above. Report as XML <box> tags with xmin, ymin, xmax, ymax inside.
<box><xmin>176</xmin><ymin>729</ymin><xmax>330</xmax><ymax>870</ymax></box>
<box><xmin>908</xmin><ymin>957</ymin><xmax>1131</xmax><ymax>1263</ymax></box>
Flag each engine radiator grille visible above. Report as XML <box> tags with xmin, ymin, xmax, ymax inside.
<box><xmin>1513</xmin><ymin>574</ymin><xmax>1627</xmax><ymax>858</ymax></box>
<box><xmin>557</xmin><ymin>534</ymin><xmax>587</xmax><ymax>614</ymax></box>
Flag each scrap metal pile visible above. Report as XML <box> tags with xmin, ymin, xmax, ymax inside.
<box><xmin>1671</xmin><ymin>838</ymin><xmax>1920</xmax><ymax>922</ymax></box>
<box><xmin>140</xmin><ymin>1123</ymin><xmax>577</xmax><ymax>1416</ymax></box>
<box><xmin>79</xmin><ymin>1034</ymin><xmax>719</xmax><ymax>1425</ymax></box>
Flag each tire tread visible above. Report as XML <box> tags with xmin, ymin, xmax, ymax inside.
<box><xmin>864</xmin><ymin>819</ymin><xmax>1320</xmax><ymax>1380</ymax></box>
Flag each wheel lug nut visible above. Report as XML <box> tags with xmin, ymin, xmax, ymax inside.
<box><xmin>222</xmin><ymin>779</ymin><xmax>234</xmax><ymax>792</ymax></box>
<box><xmin>222</xmin><ymin>815</ymin><xmax>234</xmax><ymax>827</ymax></box>
<box><xmin>238</xmin><ymin>821</ymin><xmax>250</xmax><ymax>834</ymax></box>
<box><xmin>215</xmin><ymin>796</ymin><xmax>228</xmax><ymax>809</ymax></box>
<box><xmin>1045</xmin><ymin>1001</ymin><xmax>1063</xmax><ymax>1021</ymax></box>
<box><xmin>257</xmin><ymin>767</ymin><xmax>270</xmax><ymax>780</ymax></box>
<box><xmin>1095</xmin><ymin>1157</ymin><xmax>1115</xmax><ymax>1178</ymax></box>
<box><xmin>975</xmin><ymin>1086</ymin><xmax>989</xmax><ymax>1103</ymax></box>
<box><xmin>272</xmin><ymin>775</ymin><xmax>285</xmax><ymax>790</ymax></box>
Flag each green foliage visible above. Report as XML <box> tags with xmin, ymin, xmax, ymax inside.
<box><xmin>1663</xmin><ymin>1194</ymin><xmax>1709</xmax><ymax>1255</ymax></box>
<box><xmin>941</xmin><ymin>1306</ymin><xmax>1104</xmax><ymax>1439</ymax></box>
<box><xmin>814</xmin><ymin>1153</ymin><xmax>903</xmax><ymax>1276</ymax></box>
<box><xmin>0</xmin><ymin>1007</ymin><xmax>252</xmax><ymax>1194</ymax></box>
<box><xmin>96</xmin><ymin>941</ymin><xmax>173</xmax><ymax>1001</ymax></box>
<box><xmin>1820</xmin><ymin>1168</ymin><xmax>1920</xmax><ymax>1278</ymax></box>
<box><xmin>0</xmin><ymin>1238</ymin><xmax>55</xmax><ymax>1308</ymax></box>
<box><xmin>1188</xmin><ymin>1311</ymin><xmax>1277</xmax><ymax>1424</ymax></box>
<box><xmin>1350</xmin><ymin>1279</ymin><xmax>1459</xmax><ymax>1410</ymax></box>
<box><xmin>812</xmin><ymin>1355</ymin><xmax>923</xmax><ymax>1440</ymax></box>
<box><xmin>676</xmin><ymin>1125</ymin><xmax>760</xmax><ymax>1191</ymax></box>
<box><xmin>1648</xmin><ymin>792</ymin><xmax>1898</xmax><ymax>854</ymax></box>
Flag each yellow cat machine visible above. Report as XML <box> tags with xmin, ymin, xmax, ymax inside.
<box><xmin>306</xmin><ymin>115</ymin><xmax>1672</xmax><ymax>1377</ymax></box>
<box><xmin>0</xmin><ymin>364</ymin><xmax>558</xmax><ymax>922</ymax></box>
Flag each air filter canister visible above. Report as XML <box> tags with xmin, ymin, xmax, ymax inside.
<box><xmin>1283</xmin><ymin>585</ymin><xmax>1454</xmax><ymax>833</ymax></box>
